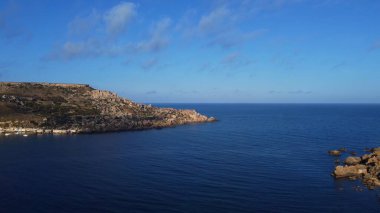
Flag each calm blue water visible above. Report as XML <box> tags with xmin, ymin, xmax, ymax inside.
<box><xmin>1</xmin><ymin>104</ymin><xmax>380</xmax><ymax>213</ymax></box>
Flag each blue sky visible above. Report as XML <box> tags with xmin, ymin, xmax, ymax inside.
<box><xmin>0</xmin><ymin>0</ymin><xmax>379</xmax><ymax>103</ymax></box>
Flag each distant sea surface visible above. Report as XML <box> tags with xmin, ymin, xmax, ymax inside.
<box><xmin>1</xmin><ymin>104</ymin><xmax>380</xmax><ymax>213</ymax></box>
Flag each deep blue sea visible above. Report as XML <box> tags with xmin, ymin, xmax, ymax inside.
<box><xmin>1</xmin><ymin>104</ymin><xmax>380</xmax><ymax>213</ymax></box>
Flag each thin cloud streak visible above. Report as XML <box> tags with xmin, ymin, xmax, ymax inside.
<box><xmin>141</xmin><ymin>58</ymin><xmax>158</xmax><ymax>70</ymax></box>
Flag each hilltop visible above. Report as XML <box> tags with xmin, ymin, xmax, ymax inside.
<box><xmin>0</xmin><ymin>82</ymin><xmax>215</xmax><ymax>134</ymax></box>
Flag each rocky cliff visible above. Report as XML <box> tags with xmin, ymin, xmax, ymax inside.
<box><xmin>0</xmin><ymin>82</ymin><xmax>215</xmax><ymax>134</ymax></box>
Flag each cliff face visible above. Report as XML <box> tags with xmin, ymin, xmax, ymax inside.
<box><xmin>0</xmin><ymin>82</ymin><xmax>215</xmax><ymax>134</ymax></box>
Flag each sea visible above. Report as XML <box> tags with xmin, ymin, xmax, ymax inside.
<box><xmin>0</xmin><ymin>104</ymin><xmax>380</xmax><ymax>213</ymax></box>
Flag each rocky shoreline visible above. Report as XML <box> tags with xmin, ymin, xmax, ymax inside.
<box><xmin>0</xmin><ymin>82</ymin><xmax>216</xmax><ymax>135</ymax></box>
<box><xmin>329</xmin><ymin>147</ymin><xmax>380</xmax><ymax>189</ymax></box>
<box><xmin>0</xmin><ymin>128</ymin><xmax>78</xmax><ymax>135</ymax></box>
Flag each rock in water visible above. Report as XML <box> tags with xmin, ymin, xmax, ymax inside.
<box><xmin>344</xmin><ymin>156</ymin><xmax>361</xmax><ymax>165</ymax></box>
<box><xmin>334</xmin><ymin>164</ymin><xmax>367</xmax><ymax>178</ymax></box>
<box><xmin>328</xmin><ymin>150</ymin><xmax>342</xmax><ymax>156</ymax></box>
<box><xmin>0</xmin><ymin>82</ymin><xmax>215</xmax><ymax>134</ymax></box>
<box><xmin>332</xmin><ymin>147</ymin><xmax>380</xmax><ymax>189</ymax></box>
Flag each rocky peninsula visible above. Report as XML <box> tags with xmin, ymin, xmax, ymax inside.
<box><xmin>330</xmin><ymin>147</ymin><xmax>380</xmax><ymax>189</ymax></box>
<box><xmin>0</xmin><ymin>82</ymin><xmax>215</xmax><ymax>135</ymax></box>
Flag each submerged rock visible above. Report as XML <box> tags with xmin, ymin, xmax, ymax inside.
<box><xmin>339</xmin><ymin>148</ymin><xmax>347</xmax><ymax>152</ymax></box>
<box><xmin>328</xmin><ymin>150</ymin><xmax>342</xmax><ymax>156</ymax></box>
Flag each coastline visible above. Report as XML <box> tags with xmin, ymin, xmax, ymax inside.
<box><xmin>0</xmin><ymin>118</ymin><xmax>216</xmax><ymax>136</ymax></box>
<box><xmin>0</xmin><ymin>82</ymin><xmax>216</xmax><ymax>135</ymax></box>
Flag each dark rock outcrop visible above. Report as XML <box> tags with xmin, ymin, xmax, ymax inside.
<box><xmin>0</xmin><ymin>82</ymin><xmax>216</xmax><ymax>134</ymax></box>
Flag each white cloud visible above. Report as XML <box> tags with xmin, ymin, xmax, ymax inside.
<box><xmin>198</xmin><ymin>7</ymin><xmax>230</xmax><ymax>34</ymax></box>
<box><xmin>104</xmin><ymin>2</ymin><xmax>136</xmax><ymax>37</ymax></box>
<box><xmin>68</xmin><ymin>9</ymin><xmax>100</xmax><ymax>36</ymax></box>
<box><xmin>177</xmin><ymin>4</ymin><xmax>266</xmax><ymax>49</ymax></box>
<box><xmin>47</xmin><ymin>39</ymin><xmax>126</xmax><ymax>60</ymax></box>
<box><xmin>153</xmin><ymin>18</ymin><xmax>172</xmax><ymax>35</ymax></box>
<box><xmin>47</xmin><ymin>3</ymin><xmax>174</xmax><ymax>61</ymax></box>
<box><xmin>47</xmin><ymin>2</ymin><xmax>138</xmax><ymax>60</ymax></box>
<box><xmin>209</xmin><ymin>29</ymin><xmax>267</xmax><ymax>48</ymax></box>
<box><xmin>47</xmin><ymin>39</ymin><xmax>101</xmax><ymax>60</ymax></box>
<box><xmin>62</xmin><ymin>40</ymin><xmax>100</xmax><ymax>59</ymax></box>
<box><xmin>135</xmin><ymin>18</ymin><xmax>172</xmax><ymax>52</ymax></box>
